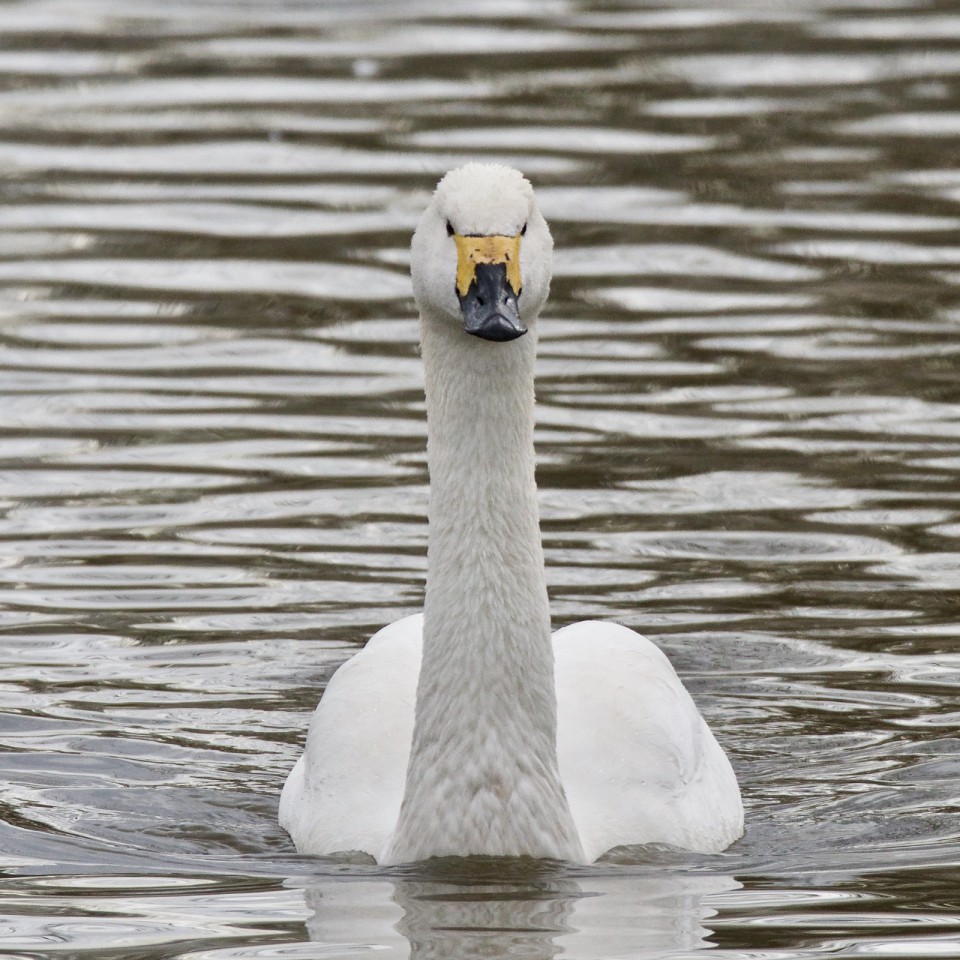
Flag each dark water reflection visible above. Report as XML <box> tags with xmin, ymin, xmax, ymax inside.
<box><xmin>2</xmin><ymin>0</ymin><xmax>960</xmax><ymax>957</ymax></box>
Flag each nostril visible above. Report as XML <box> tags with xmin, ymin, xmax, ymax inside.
<box><xmin>476</xmin><ymin>296</ymin><xmax>485</xmax><ymax>306</ymax></box>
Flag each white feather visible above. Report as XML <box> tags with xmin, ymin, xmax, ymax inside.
<box><xmin>279</xmin><ymin>164</ymin><xmax>743</xmax><ymax>863</ymax></box>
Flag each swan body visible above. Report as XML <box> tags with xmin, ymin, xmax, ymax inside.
<box><xmin>281</xmin><ymin>615</ymin><xmax>742</xmax><ymax>862</ymax></box>
<box><xmin>280</xmin><ymin>164</ymin><xmax>743</xmax><ymax>863</ymax></box>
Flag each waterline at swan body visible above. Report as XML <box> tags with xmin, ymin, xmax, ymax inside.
<box><xmin>279</xmin><ymin>164</ymin><xmax>743</xmax><ymax>864</ymax></box>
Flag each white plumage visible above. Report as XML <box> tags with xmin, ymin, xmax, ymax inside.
<box><xmin>279</xmin><ymin>164</ymin><xmax>743</xmax><ymax>863</ymax></box>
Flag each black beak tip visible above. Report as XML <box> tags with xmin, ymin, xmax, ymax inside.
<box><xmin>458</xmin><ymin>261</ymin><xmax>525</xmax><ymax>343</ymax></box>
<box><xmin>465</xmin><ymin>316</ymin><xmax>528</xmax><ymax>342</ymax></box>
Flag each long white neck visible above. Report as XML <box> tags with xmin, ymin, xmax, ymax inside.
<box><xmin>383</xmin><ymin>312</ymin><xmax>583</xmax><ymax>864</ymax></box>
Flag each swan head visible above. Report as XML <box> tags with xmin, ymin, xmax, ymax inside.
<box><xmin>411</xmin><ymin>164</ymin><xmax>553</xmax><ymax>342</ymax></box>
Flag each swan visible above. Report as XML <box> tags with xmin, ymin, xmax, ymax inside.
<box><xmin>279</xmin><ymin>163</ymin><xmax>743</xmax><ymax>864</ymax></box>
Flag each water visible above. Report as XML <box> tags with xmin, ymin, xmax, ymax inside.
<box><xmin>1</xmin><ymin>0</ymin><xmax>960</xmax><ymax>956</ymax></box>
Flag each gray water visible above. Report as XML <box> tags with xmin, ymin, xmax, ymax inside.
<box><xmin>2</xmin><ymin>0</ymin><xmax>960</xmax><ymax>957</ymax></box>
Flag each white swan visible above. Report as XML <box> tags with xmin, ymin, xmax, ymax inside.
<box><xmin>279</xmin><ymin>163</ymin><xmax>743</xmax><ymax>864</ymax></box>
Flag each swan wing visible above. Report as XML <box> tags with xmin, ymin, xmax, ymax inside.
<box><xmin>279</xmin><ymin>614</ymin><xmax>422</xmax><ymax>858</ymax></box>
<box><xmin>553</xmin><ymin>620</ymin><xmax>743</xmax><ymax>860</ymax></box>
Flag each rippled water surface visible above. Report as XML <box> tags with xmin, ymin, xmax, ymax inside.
<box><xmin>3</xmin><ymin>0</ymin><xmax>960</xmax><ymax>957</ymax></box>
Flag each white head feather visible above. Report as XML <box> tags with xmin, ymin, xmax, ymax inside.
<box><xmin>410</xmin><ymin>163</ymin><xmax>553</xmax><ymax>329</ymax></box>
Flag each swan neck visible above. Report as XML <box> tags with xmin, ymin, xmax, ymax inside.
<box><xmin>384</xmin><ymin>312</ymin><xmax>583</xmax><ymax>863</ymax></box>
<box><xmin>422</xmin><ymin>316</ymin><xmax>546</xmax><ymax>656</ymax></box>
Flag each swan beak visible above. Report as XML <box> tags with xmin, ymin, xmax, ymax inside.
<box><xmin>454</xmin><ymin>233</ymin><xmax>526</xmax><ymax>342</ymax></box>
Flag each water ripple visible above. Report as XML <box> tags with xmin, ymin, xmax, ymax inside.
<box><xmin>1</xmin><ymin>0</ymin><xmax>959</xmax><ymax>957</ymax></box>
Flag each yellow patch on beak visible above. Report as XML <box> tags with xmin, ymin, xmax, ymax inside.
<box><xmin>454</xmin><ymin>233</ymin><xmax>522</xmax><ymax>298</ymax></box>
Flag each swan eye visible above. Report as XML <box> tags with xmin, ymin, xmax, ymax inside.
<box><xmin>521</xmin><ymin>223</ymin><xmax>527</xmax><ymax>236</ymax></box>
<box><xmin>446</xmin><ymin>221</ymin><xmax>455</xmax><ymax>237</ymax></box>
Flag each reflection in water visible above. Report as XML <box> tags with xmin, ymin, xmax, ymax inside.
<box><xmin>302</xmin><ymin>861</ymin><xmax>737</xmax><ymax>960</ymax></box>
